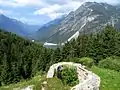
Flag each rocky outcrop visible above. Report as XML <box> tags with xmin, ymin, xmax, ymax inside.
<box><xmin>47</xmin><ymin>62</ymin><xmax>100</xmax><ymax>90</ymax></box>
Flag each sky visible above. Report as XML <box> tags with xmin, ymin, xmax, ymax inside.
<box><xmin>0</xmin><ymin>0</ymin><xmax>120</xmax><ymax>25</ymax></box>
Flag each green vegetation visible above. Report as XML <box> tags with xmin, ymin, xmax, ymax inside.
<box><xmin>46</xmin><ymin>78</ymin><xmax>70</xmax><ymax>90</ymax></box>
<box><xmin>0</xmin><ymin>75</ymin><xmax>44</xmax><ymax>90</ymax></box>
<box><xmin>57</xmin><ymin>66</ymin><xmax>79</xmax><ymax>86</ymax></box>
<box><xmin>0</xmin><ymin>75</ymin><xmax>70</xmax><ymax>90</ymax></box>
<box><xmin>61</xmin><ymin>25</ymin><xmax>120</xmax><ymax>64</ymax></box>
<box><xmin>1</xmin><ymin>25</ymin><xmax>120</xmax><ymax>89</ymax></box>
<box><xmin>65</xmin><ymin>57</ymin><xmax>94</xmax><ymax>68</ymax></box>
<box><xmin>92</xmin><ymin>66</ymin><xmax>120</xmax><ymax>90</ymax></box>
<box><xmin>79</xmin><ymin>57</ymin><xmax>93</xmax><ymax>68</ymax></box>
<box><xmin>99</xmin><ymin>56</ymin><xmax>120</xmax><ymax>72</ymax></box>
<box><xmin>1</xmin><ymin>66</ymin><xmax>120</xmax><ymax>90</ymax></box>
<box><xmin>0</xmin><ymin>29</ymin><xmax>53</xmax><ymax>85</ymax></box>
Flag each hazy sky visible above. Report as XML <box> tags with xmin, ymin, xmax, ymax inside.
<box><xmin>0</xmin><ymin>0</ymin><xmax>120</xmax><ymax>25</ymax></box>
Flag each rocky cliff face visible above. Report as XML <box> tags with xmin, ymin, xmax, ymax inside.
<box><xmin>35</xmin><ymin>16</ymin><xmax>65</xmax><ymax>43</ymax></box>
<box><xmin>36</xmin><ymin>2</ymin><xmax>120</xmax><ymax>44</ymax></box>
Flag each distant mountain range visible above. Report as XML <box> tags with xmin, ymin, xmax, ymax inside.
<box><xmin>0</xmin><ymin>14</ymin><xmax>40</xmax><ymax>37</ymax></box>
<box><xmin>1</xmin><ymin>2</ymin><xmax>120</xmax><ymax>44</ymax></box>
<box><xmin>35</xmin><ymin>2</ymin><xmax>120</xmax><ymax>44</ymax></box>
<box><xmin>34</xmin><ymin>16</ymin><xmax>65</xmax><ymax>43</ymax></box>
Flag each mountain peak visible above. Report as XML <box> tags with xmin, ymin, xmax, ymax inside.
<box><xmin>35</xmin><ymin>2</ymin><xmax>120</xmax><ymax>43</ymax></box>
<box><xmin>83</xmin><ymin>2</ymin><xmax>97</xmax><ymax>5</ymax></box>
<box><xmin>81</xmin><ymin>2</ymin><xmax>113</xmax><ymax>8</ymax></box>
<box><xmin>81</xmin><ymin>2</ymin><xmax>101</xmax><ymax>7</ymax></box>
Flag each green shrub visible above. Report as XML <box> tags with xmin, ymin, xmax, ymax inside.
<box><xmin>79</xmin><ymin>57</ymin><xmax>94</xmax><ymax>68</ymax></box>
<box><xmin>58</xmin><ymin>66</ymin><xmax>79</xmax><ymax>86</ymax></box>
<box><xmin>46</xmin><ymin>77</ymin><xmax>70</xmax><ymax>90</ymax></box>
<box><xmin>67</xmin><ymin>57</ymin><xmax>94</xmax><ymax>68</ymax></box>
<box><xmin>99</xmin><ymin>56</ymin><xmax>120</xmax><ymax>72</ymax></box>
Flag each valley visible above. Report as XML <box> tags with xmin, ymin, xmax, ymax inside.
<box><xmin>0</xmin><ymin>1</ymin><xmax>120</xmax><ymax>90</ymax></box>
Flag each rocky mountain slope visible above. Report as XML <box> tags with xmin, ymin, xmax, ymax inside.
<box><xmin>35</xmin><ymin>2</ymin><xmax>120</xmax><ymax>44</ymax></box>
<box><xmin>0</xmin><ymin>14</ymin><xmax>40</xmax><ymax>37</ymax></box>
<box><xmin>35</xmin><ymin>16</ymin><xmax>65</xmax><ymax>43</ymax></box>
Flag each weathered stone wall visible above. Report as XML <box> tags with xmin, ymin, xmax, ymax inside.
<box><xmin>47</xmin><ymin>62</ymin><xmax>100</xmax><ymax>90</ymax></box>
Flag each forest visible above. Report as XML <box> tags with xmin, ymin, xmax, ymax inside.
<box><xmin>0</xmin><ymin>25</ymin><xmax>120</xmax><ymax>86</ymax></box>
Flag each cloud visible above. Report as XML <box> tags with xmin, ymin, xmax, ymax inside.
<box><xmin>75</xmin><ymin>0</ymin><xmax>120</xmax><ymax>5</ymax></box>
<box><xmin>13</xmin><ymin>0</ymin><xmax>47</xmax><ymax>7</ymax></box>
<box><xmin>0</xmin><ymin>9</ymin><xmax>7</xmax><ymax>14</ymax></box>
<box><xmin>16</xmin><ymin>17</ymin><xmax>39</xmax><ymax>25</ymax></box>
<box><xmin>0</xmin><ymin>0</ymin><xmax>48</xmax><ymax>7</ymax></box>
<box><xmin>34</xmin><ymin>4</ymin><xmax>64</xmax><ymax>19</ymax></box>
<box><xmin>34</xmin><ymin>0</ymin><xmax>83</xmax><ymax>20</ymax></box>
<box><xmin>34</xmin><ymin>4</ymin><xmax>61</xmax><ymax>15</ymax></box>
<box><xmin>43</xmin><ymin>0</ymin><xmax>70</xmax><ymax>5</ymax></box>
<box><xmin>0</xmin><ymin>9</ymin><xmax>13</xmax><ymax>15</ymax></box>
<box><xmin>1</xmin><ymin>0</ymin><xmax>120</xmax><ymax>25</ymax></box>
<box><xmin>34</xmin><ymin>0</ymin><xmax>120</xmax><ymax>20</ymax></box>
<box><xmin>0</xmin><ymin>0</ymin><xmax>16</xmax><ymax>7</ymax></box>
<box><xmin>49</xmin><ymin>13</ymin><xmax>65</xmax><ymax>20</ymax></box>
<box><xmin>12</xmin><ymin>17</ymin><xmax>41</xmax><ymax>25</ymax></box>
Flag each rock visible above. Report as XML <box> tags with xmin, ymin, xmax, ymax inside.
<box><xmin>41</xmin><ymin>81</ymin><xmax>47</xmax><ymax>90</ymax></box>
<box><xmin>47</xmin><ymin>62</ymin><xmax>100</xmax><ymax>90</ymax></box>
<box><xmin>15</xmin><ymin>85</ymin><xmax>34</xmax><ymax>90</ymax></box>
<box><xmin>36</xmin><ymin>2</ymin><xmax>120</xmax><ymax>44</ymax></box>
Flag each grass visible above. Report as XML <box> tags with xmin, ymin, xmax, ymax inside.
<box><xmin>92</xmin><ymin>66</ymin><xmax>120</xmax><ymax>90</ymax></box>
<box><xmin>1</xmin><ymin>66</ymin><xmax>120</xmax><ymax>90</ymax></box>
<box><xmin>0</xmin><ymin>75</ymin><xmax>46</xmax><ymax>90</ymax></box>
<box><xmin>0</xmin><ymin>75</ymin><xmax>70</xmax><ymax>90</ymax></box>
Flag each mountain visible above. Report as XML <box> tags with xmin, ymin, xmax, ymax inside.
<box><xmin>0</xmin><ymin>14</ymin><xmax>40</xmax><ymax>37</ymax></box>
<box><xmin>35</xmin><ymin>2</ymin><xmax>120</xmax><ymax>44</ymax></box>
<box><xmin>35</xmin><ymin>16</ymin><xmax>65</xmax><ymax>43</ymax></box>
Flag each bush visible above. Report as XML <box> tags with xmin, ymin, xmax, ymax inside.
<box><xmin>69</xmin><ymin>57</ymin><xmax>94</xmax><ymax>68</ymax></box>
<box><xmin>99</xmin><ymin>56</ymin><xmax>120</xmax><ymax>72</ymax></box>
<box><xmin>79</xmin><ymin>57</ymin><xmax>94</xmax><ymax>68</ymax></box>
<box><xmin>58</xmin><ymin>66</ymin><xmax>79</xmax><ymax>86</ymax></box>
<box><xmin>46</xmin><ymin>77</ymin><xmax>70</xmax><ymax>90</ymax></box>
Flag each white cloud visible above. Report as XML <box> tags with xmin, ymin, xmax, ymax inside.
<box><xmin>13</xmin><ymin>17</ymin><xmax>41</xmax><ymax>25</ymax></box>
<box><xmin>75</xmin><ymin>0</ymin><xmax>120</xmax><ymax>5</ymax></box>
<box><xmin>1</xmin><ymin>0</ymin><xmax>120</xmax><ymax>24</ymax></box>
<box><xmin>49</xmin><ymin>13</ymin><xmax>65</xmax><ymax>20</ymax></box>
<box><xmin>34</xmin><ymin>4</ymin><xmax>61</xmax><ymax>15</ymax></box>
<box><xmin>34</xmin><ymin>0</ymin><xmax>120</xmax><ymax>20</ymax></box>
<box><xmin>34</xmin><ymin>4</ymin><xmax>66</xmax><ymax>20</ymax></box>
<box><xmin>0</xmin><ymin>0</ymin><xmax>47</xmax><ymax>7</ymax></box>
<box><xmin>0</xmin><ymin>9</ymin><xmax>13</xmax><ymax>15</ymax></box>
<box><xmin>34</xmin><ymin>1</ymin><xmax>83</xmax><ymax>19</ymax></box>
<box><xmin>0</xmin><ymin>0</ymin><xmax>16</xmax><ymax>7</ymax></box>
<box><xmin>0</xmin><ymin>9</ymin><xmax>7</xmax><ymax>14</ymax></box>
<box><xmin>13</xmin><ymin>0</ymin><xmax>46</xmax><ymax>7</ymax></box>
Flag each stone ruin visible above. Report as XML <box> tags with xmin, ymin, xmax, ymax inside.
<box><xmin>46</xmin><ymin>62</ymin><xmax>100</xmax><ymax>90</ymax></box>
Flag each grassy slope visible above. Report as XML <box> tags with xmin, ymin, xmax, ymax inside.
<box><xmin>0</xmin><ymin>66</ymin><xmax>120</xmax><ymax>90</ymax></box>
<box><xmin>92</xmin><ymin>66</ymin><xmax>120</xmax><ymax>90</ymax></box>
<box><xmin>0</xmin><ymin>76</ymin><xmax>70</xmax><ymax>90</ymax></box>
<box><xmin>0</xmin><ymin>75</ymin><xmax>44</xmax><ymax>90</ymax></box>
